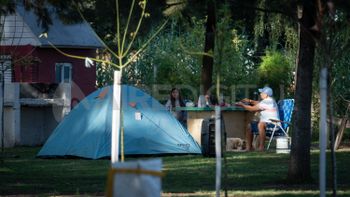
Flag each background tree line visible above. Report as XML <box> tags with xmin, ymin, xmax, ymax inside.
<box><xmin>82</xmin><ymin>0</ymin><xmax>350</xmax><ymax>183</ymax></box>
<box><xmin>2</xmin><ymin>0</ymin><xmax>350</xmax><ymax>186</ymax></box>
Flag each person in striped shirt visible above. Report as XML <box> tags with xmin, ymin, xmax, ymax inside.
<box><xmin>236</xmin><ymin>86</ymin><xmax>279</xmax><ymax>151</ymax></box>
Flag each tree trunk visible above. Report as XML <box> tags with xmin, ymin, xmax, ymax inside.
<box><xmin>200</xmin><ymin>0</ymin><xmax>215</xmax><ymax>95</ymax></box>
<box><xmin>288</xmin><ymin>0</ymin><xmax>317</xmax><ymax>182</ymax></box>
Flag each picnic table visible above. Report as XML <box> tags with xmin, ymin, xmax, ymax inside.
<box><xmin>176</xmin><ymin>106</ymin><xmax>253</xmax><ymax>145</ymax></box>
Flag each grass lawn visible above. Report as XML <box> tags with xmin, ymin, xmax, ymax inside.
<box><xmin>0</xmin><ymin>147</ymin><xmax>349</xmax><ymax>196</ymax></box>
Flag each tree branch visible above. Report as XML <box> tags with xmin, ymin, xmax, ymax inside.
<box><xmin>228</xmin><ymin>0</ymin><xmax>295</xmax><ymax>19</ymax></box>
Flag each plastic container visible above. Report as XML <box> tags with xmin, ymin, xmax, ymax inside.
<box><xmin>276</xmin><ymin>137</ymin><xmax>290</xmax><ymax>154</ymax></box>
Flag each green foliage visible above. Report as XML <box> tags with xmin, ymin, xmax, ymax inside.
<box><xmin>96</xmin><ymin>63</ymin><xmax>115</xmax><ymax>87</ymax></box>
<box><xmin>312</xmin><ymin>46</ymin><xmax>350</xmax><ymax>136</ymax></box>
<box><xmin>95</xmin><ymin>20</ymin><xmax>200</xmax><ymax>89</ymax></box>
<box><xmin>250</xmin><ymin>1</ymin><xmax>298</xmax><ymax>101</ymax></box>
<box><xmin>213</xmin><ymin>4</ymin><xmax>258</xmax><ymax>101</ymax></box>
<box><xmin>331</xmin><ymin>59</ymin><xmax>350</xmax><ymax>114</ymax></box>
<box><xmin>94</xmin><ymin>1</ymin><xmax>299</xmax><ymax>103</ymax></box>
<box><xmin>258</xmin><ymin>50</ymin><xmax>293</xmax><ymax>99</ymax></box>
<box><xmin>201</xmin><ymin>3</ymin><xmax>259</xmax><ymax>96</ymax></box>
<box><xmin>253</xmin><ymin>0</ymin><xmax>266</xmax><ymax>46</ymax></box>
<box><xmin>121</xmin><ymin>13</ymin><xmax>258</xmax><ymax>102</ymax></box>
<box><xmin>311</xmin><ymin>7</ymin><xmax>350</xmax><ymax>134</ymax></box>
<box><xmin>122</xmin><ymin>18</ymin><xmax>204</xmax><ymax>101</ymax></box>
<box><xmin>326</xmin><ymin>24</ymin><xmax>350</xmax><ymax>117</ymax></box>
<box><xmin>253</xmin><ymin>1</ymin><xmax>298</xmax><ymax>55</ymax></box>
<box><xmin>0</xmin><ymin>0</ymin><xmax>15</xmax><ymax>16</ymax></box>
<box><xmin>94</xmin><ymin>1</ymin><xmax>265</xmax><ymax>102</ymax></box>
<box><xmin>215</xmin><ymin>30</ymin><xmax>257</xmax><ymax>84</ymax></box>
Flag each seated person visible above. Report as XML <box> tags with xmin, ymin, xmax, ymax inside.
<box><xmin>165</xmin><ymin>88</ymin><xmax>186</xmax><ymax>126</ymax></box>
<box><xmin>236</xmin><ymin>86</ymin><xmax>279</xmax><ymax>151</ymax></box>
<box><xmin>197</xmin><ymin>90</ymin><xmax>218</xmax><ymax>107</ymax></box>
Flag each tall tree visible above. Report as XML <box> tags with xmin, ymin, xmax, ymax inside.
<box><xmin>200</xmin><ymin>0</ymin><xmax>216</xmax><ymax>94</ymax></box>
<box><xmin>230</xmin><ymin>0</ymin><xmax>315</xmax><ymax>181</ymax></box>
<box><xmin>163</xmin><ymin>0</ymin><xmax>217</xmax><ymax>94</ymax></box>
<box><xmin>288</xmin><ymin>0</ymin><xmax>317</xmax><ymax>182</ymax></box>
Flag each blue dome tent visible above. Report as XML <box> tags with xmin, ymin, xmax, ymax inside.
<box><xmin>37</xmin><ymin>85</ymin><xmax>201</xmax><ymax>159</ymax></box>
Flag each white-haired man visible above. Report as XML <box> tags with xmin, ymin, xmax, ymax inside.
<box><xmin>236</xmin><ymin>86</ymin><xmax>279</xmax><ymax>151</ymax></box>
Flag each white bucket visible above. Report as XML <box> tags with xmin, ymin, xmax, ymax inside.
<box><xmin>276</xmin><ymin>137</ymin><xmax>290</xmax><ymax>154</ymax></box>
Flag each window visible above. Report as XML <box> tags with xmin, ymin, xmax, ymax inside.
<box><xmin>55</xmin><ymin>63</ymin><xmax>72</xmax><ymax>83</ymax></box>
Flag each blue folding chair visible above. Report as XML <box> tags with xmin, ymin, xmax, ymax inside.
<box><xmin>265</xmin><ymin>99</ymin><xmax>294</xmax><ymax>150</ymax></box>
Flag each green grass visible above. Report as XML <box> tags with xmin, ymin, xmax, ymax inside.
<box><xmin>0</xmin><ymin>147</ymin><xmax>350</xmax><ymax>196</ymax></box>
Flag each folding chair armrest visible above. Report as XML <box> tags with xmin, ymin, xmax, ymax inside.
<box><xmin>282</xmin><ymin>121</ymin><xmax>292</xmax><ymax>125</ymax></box>
<box><xmin>269</xmin><ymin>119</ymin><xmax>291</xmax><ymax>125</ymax></box>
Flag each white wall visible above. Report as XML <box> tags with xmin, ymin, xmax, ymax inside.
<box><xmin>0</xmin><ymin>83</ymin><xmax>20</xmax><ymax>148</ymax></box>
<box><xmin>0</xmin><ymin>82</ymin><xmax>70</xmax><ymax>147</ymax></box>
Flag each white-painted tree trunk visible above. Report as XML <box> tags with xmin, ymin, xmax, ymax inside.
<box><xmin>0</xmin><ymin>74</ymin><xmax>3</xmax><ymax>149</ymax></box>
<box><xmin>111</xmin><ymin>71</ymin><xmax>122</xmax><ymax>163</ymax></box>
<box><xmin>319</xmin><ymin>67</ymin><xmax>328</xmax><ymax>197</ymax></box>
<box><xmin>215</xmin><ymin>106</ymin><xmax>221</xmax><ymax>197</ymax></box>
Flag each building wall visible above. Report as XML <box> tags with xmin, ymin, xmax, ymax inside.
<box><xmin>1</xmin><ymin>83</ymin><xmax>20</xmax><ymax>147</ymax></box>
<box><xmin>2</xmin><ymin>6</ymin><xmax>100</xmax><ymax>97</ymax></box>
<box><xmin>1</xmin><ymin>8</ymin><xmax>101</xmax><ymax>147</ymax></box>
<box><xmin>3</xmin><ymin>105</ymin><xmax>18</xmax><ymax>147</ymax></box>
<box><xmin>1</xmin><ymin>46</ymin><xmax>97</xmax><ymax>100</ymax></box>
<box><xmin>36</xmin><ymin>48</ymin><xmax>96</xmax><ymax>98</ymax></box>
<box><xmin>0</xmin><ymin>46</ymin><xmax>98</xmax><ymax>147</ymax></box>
<box><xmin>19</xmin><ymin>106</ymin><xmax>60</xmax><ymax>146</ymax></box>
<box><xmin>0</xmin><ymin>82</ymin><xmax>70</xmax><ymax>147</ymax></box>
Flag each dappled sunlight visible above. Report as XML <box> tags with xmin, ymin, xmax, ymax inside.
<box><xmin>226</xmin><ymin>153</ymin><xmax>288</xmax><ymax>160</ymax></box>
<box><xmin>0</xmin><ymin>167</ymin><xmax>13</xmax><ymax>173</ymax></box>
<box><xmin>163</xmin><ymin>190</ymin><xmax>350</xmax><ymax>197</ymax></box>
<box><xmin>1</xmin><ymin>147</ymin><xmax>350</xmax><ymax>195</ymax></box>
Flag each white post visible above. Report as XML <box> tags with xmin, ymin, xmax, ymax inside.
<box><xmin>215</xmin><ymin>106</ymin><xmax>221</xmax><ymax>197</ymax></box>
<box><xmin>12</xmin><ymin>83</ymin><xmax>20</xmax><ymax>145</ymax></box>
<box><xmin>319</xmin><ymin>67</ymin><xmax>327</xmax><ymax>197</ymax></box>
<box><xmin>62</xmin><ymin>83</ymin><xmax>72</xmax><ymax>117</ymax></box>
<box><xmin>111</xmin><ymin>71</ymin><xmax>122</xmax><ymax>163</ymax></box>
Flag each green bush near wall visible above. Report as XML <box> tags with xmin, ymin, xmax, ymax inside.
<box><xmin>258</xmin><ymin>50</ymin><xmax>293</xmax><ymax>100</ymax></box>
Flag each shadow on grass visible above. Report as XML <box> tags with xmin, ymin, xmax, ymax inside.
<box><xmin>0</xmin><ymin>147</ymin><xmax>350</xmax><ymax>196</ymax></box>
<box><xmin>162</xmin><ymin>150</ymin><xmax>350</xmax><ymax>195</ymax></box>
<box><xmin>0</xmin><ymin>147</ymin><xmax>109</xmax><ymax>195</ymax></box>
